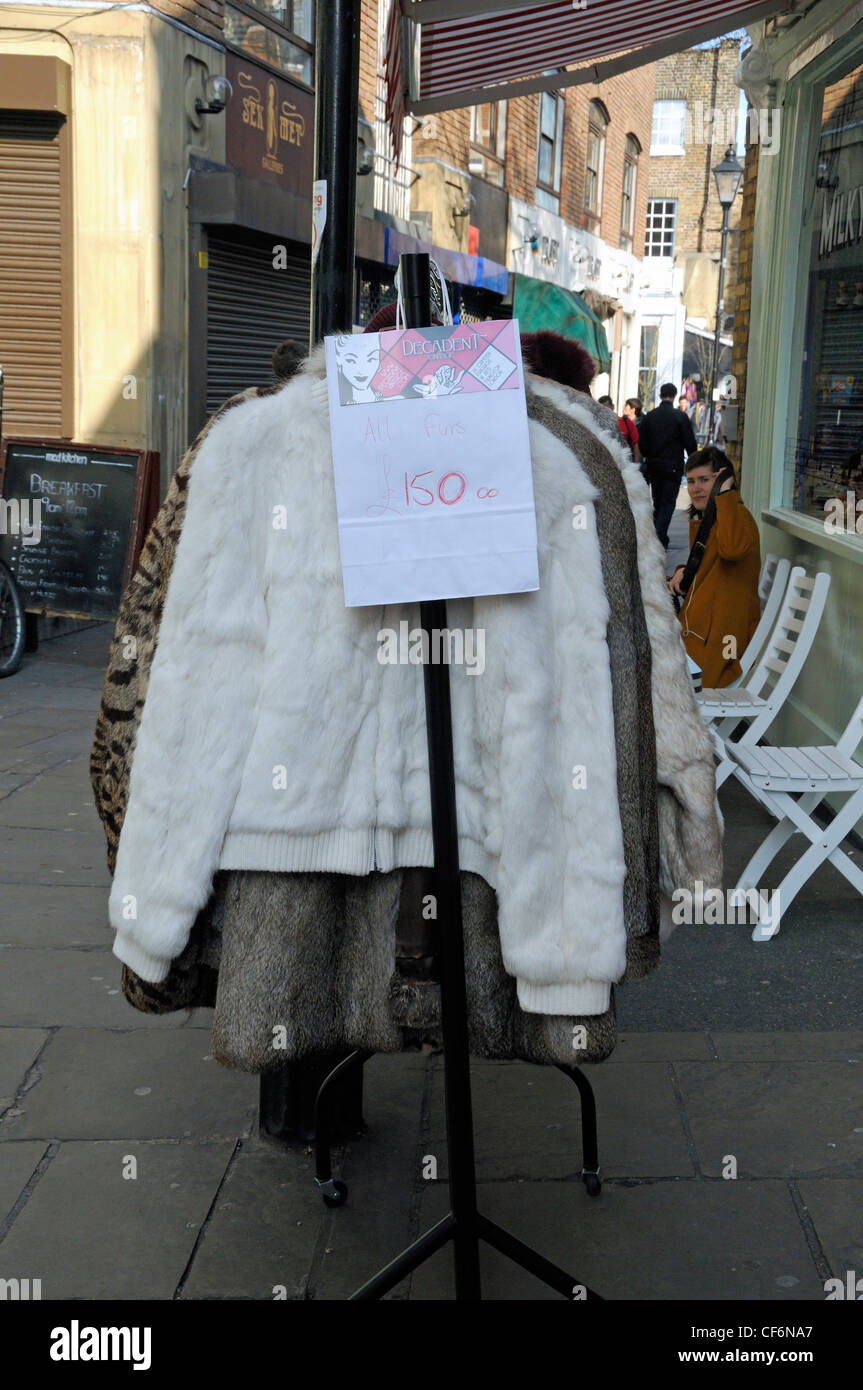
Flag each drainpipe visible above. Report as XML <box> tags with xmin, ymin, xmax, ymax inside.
<box><xmin>697</xmin><ymin>44</ymin><xmax>721</xmax><ymax>254</ymax></box>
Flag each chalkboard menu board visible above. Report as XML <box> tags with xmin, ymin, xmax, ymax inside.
<box><xmin>0</xmin><ymin>438</ymin><xmax>157</xmax><ymax>620</ymax></box>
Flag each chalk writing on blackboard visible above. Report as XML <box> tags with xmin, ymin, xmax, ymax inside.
<box><xmin>0</xmin><ymin>439</ymin><xmax>155</xmax><ymax>619</ymax></box>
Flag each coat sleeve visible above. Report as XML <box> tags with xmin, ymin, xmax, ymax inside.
<box><xmin>713</xmin><ymin>491</ymin><xmax>759</xmax><ymax>561</ymax></box>
<box><xmin>682</xmin><ymin>411</ymin><xmax>698</xmax><ymax>455</ymax></box>
<box><xmin>636</xmin><ymin>413</ymin><xmax>650</xmax><ymax>454</ymax></box>
<box><xmin>90</xmin><ymin>387</ymin><xmax>264</xmax><ymax>875</ymax></box>
<box><xmin>108</xmin><ymin>405</ymin><xmax>272</xmax><ymax>982</ymax></box>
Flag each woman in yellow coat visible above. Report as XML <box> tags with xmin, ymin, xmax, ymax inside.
<box><xmin>668</xmin><ymin>446</ymin><xmax>761</xmax><ymax>689</ymax></box>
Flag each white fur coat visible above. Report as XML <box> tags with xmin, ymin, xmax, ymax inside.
<box><xmin>109</xmin><ymin>356</ymin><xmax>721</xmax><ymax>1015</ymax></box>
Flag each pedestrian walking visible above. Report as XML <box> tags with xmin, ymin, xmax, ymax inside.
<box><xmin>637</xmin><ymin>382</ymin><xmax>698</xmax><ymax>548</ymax></box>
<box><xmin>598</xmin><ymin>395</ymin><xmax>640</xmax><ymax>462</ymax></box>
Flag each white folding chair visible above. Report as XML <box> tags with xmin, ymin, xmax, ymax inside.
<box><xmin>738</xmin><ymin>555</ymin><xmax>792</xmax><ymax>683</ymax></box>
<box><xmin>728</xmin><ymin>695</ymin><xmax>863</xmax><ymax>940</ymax></box>
<box><xmin>697</xmin><ymin>568</ymin><xmax>831</xmax><ymax>791</ymax></box>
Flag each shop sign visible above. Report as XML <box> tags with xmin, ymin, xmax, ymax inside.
<box><xmin>0</xmin><ymin>438</ymin><xmax>158</xmax><ymax>620</ymax></box>
<box><xmin>225</xmin><ymin>53</ymin><xmax>312</xmax><ymax>192</ymax></box>
<box><xmin>820</xmin><ymin>182</ymin><xmax>863</xmax><ymax>258</ymax></box>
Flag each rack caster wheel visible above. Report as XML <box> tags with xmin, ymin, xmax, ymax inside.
<box><xmin>317</xmin><ymin>1178</ymin><xmax>348</xmax><ymax>1208</ymax></box>
<box><xmin>582</xmin><ymin>1171</ymin><xmax>601</xmax><ymax>1198</ymax></box>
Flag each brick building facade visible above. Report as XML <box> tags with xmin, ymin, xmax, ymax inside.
<box><xmin>640</xmin><ymin>36</ymin><xmax>748</xmax><ymax>419</ymax></box>
<box><xmin>0</xmin><ymin>0</ymin><xmax>657</xmax><ymax>470</ymax></box>
<box><xmin>726</xmin><ymin>135</ymin><xmax>759</xmax><ymax>473</ymax></box>
<box><xmin>355</xmin><ymin>0</ymin><xmax>656</xmax><ymax>403</ymax></box>
<box><xmin>648</xmin><ymin>38</ymin><xmax>745</xmax><ymax>315</ymax></box>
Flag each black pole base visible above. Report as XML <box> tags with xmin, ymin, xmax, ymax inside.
<box><xmin>349</xmin><ymin>1209</ymin><xmax>602</xmax><ymax>1302</ymax></box>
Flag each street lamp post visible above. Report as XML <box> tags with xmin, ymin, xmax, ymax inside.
<box><xmin>707</xmin><ymin>146</ymin><xmax>744</xmax><ymax>442</ymax></box>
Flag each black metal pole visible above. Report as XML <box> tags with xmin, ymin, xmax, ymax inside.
<box><xmin>401</xmin><ymin>253</ymin><xmax>482</xmax><ymax>1300</ymax></box>
<box><xmin>311</xmin><ymin>0</ymin><xmax>362</xmax><ymax>342</ymax></box>
<box><xmin>260</xmin><ymin>0</ymin><xmax>364</xmax><ymax>1147</ymax></box>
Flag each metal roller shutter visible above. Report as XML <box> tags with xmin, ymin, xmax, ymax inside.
<box><xmin>206</xmin><ymin>227</ymin><xmax>311</xmax><ymax>414</ymax></box>
<box><xmin>0</xmin><ymin>114</ymin><xmax>66</xmax><ymax>436</ymax></box>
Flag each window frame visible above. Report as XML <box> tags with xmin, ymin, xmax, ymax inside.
<box><xmin>470</xmin><ymin>100</ymin><xmax>507</xmax><ymax>185</ymax></box>
<box><xmin>620</xmin><ymin>132</ymin><xmax>640</xmax><ymax>252</ymax></box>
<box><xmin>650</xmin><ymin>98</ymin><xmax>687</xmax><ymax>156</ymax></box>
<box><xmin>224</xmin><ymin>0</ymin><xmax>315</xmax><ymax>88</ymax></box>
<box><xmin>584</xmin><ymin>99</ymin><xmax>608</xmax><ymax>229</ymax></box>
<box><xmin>644</xmin><ymin>197</ymin><xmax>678</xmax><ymax>259</ymax></box>
<box><xmin>535</xmin><ymin>83</ymin><xmax>565</xmax><ymax>212</ymax></box>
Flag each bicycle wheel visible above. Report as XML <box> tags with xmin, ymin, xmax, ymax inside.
<box><xmin>0</xmin><ymin>559</ymin><xmax>25</xmax><ymax>677</ymax></box>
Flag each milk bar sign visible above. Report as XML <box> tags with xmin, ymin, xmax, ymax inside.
<box><xmin>820</xmin><ymin>182</ymin><xmax>863</xmax><ymax>258</ymax></box>
<box><xmin>225</xmin><ymin>54</ymin><xmax>312</xmax><ymax>191</ymax></box>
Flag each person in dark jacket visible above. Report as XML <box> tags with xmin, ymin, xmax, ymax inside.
<box><xmin>638</xmin><ymin>382</ymin><xmax>698</xmax><ymax>548</ymax></box>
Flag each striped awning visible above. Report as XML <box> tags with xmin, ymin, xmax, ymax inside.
<box><xmin>386</xmin><ymin>0</ymin><xmax>787</xmax><ymax>153</ymax></box>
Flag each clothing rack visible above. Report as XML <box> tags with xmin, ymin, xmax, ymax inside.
<box><xmin>301</xmin><ymin>4</ymin><xmax>601</xmax><ymax>1298</ymax></box>
<box><xmin>341</xmin><ymin>253</ymin><xmax>601</xmax><ymax>1301</ymax></box>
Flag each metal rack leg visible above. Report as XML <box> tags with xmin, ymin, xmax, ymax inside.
<box><xmin>313</xmin><ymin>1049</ymin><xmax>373</xmax><ymax>1207</ymax></box>
<box><xmin>477</xmin><ymin>1214</ymin><xmax>603</xmax><ymax>1300</ymax></box>
<box><xmin>556</xmin><ymin>1064</ymin><xmax>602</xmax><ymax>1196</ymax></box>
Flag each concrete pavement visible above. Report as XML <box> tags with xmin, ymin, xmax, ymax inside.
<box><xmin>0</xmin><ymin>625</ymin><xmax>861</xmax><ymax>1300</ymax></box>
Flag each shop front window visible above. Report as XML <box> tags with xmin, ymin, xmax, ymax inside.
<box><xmin>225</xmin><ymin>3</ymin><xmax>314</xmax><ymax>85</ymax></box>
<box><xmin>639</xmin><ymin>322</ymin><xmax>658</xmax><ymax>411</ymax></box>
<box><xmin>789</xmin><ymin>61</ymin><xmax>863</xmax><ymax>526</ymax></box>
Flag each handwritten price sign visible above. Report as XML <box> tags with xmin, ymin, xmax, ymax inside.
<box><xmin>325</xmin><ymin>320</ymin><xmax>538</xmax><ymax>606</ymax></box>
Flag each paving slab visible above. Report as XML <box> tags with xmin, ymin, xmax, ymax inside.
<box><xmin>5</xmin><ymin>684</ymin><xmax>103</xmax><ymax>714</ymax></box>
<box><xmin>0</xmin><ymin>949</ymin><xmax>189</xmax><ymax>1028</ymax></box>
<box><xmin>409</xmin><ymin>1179</ymin><xmax>824</xmax><ymax>1301</ymax></box>
<box><xmin>618</xmin><ymin>900</ymin><xmax>863</xmax><ymax>1031</ymax></box>
<box><xmin>0</xmin><ymin>1142</ymin><xmax>47</xmax><ymax>1224</ymax></box>
<box><xmin>0</xmin><ymin>828</ymin><xmax>111</xmax><ymax>887</ymax></box>
<box><xmin>611</xmin><ymin>1031</ymin><xmax>714</xmax><ymax>1062</ymax></box>
<box><xmin>425</xmin><ymin>1058</ymin><xmax>693</xmax><ymax>1180</ymax></box>
<box><xmin>797</xmin><ymin>1179</ymin><xmax>863</xmax><ymax>1281</ymax></box>
<box><xmin>0</xmin><ymin>884</ymin><xmax>113</xmax><ymax>947</ymax></box>
<box><xmin>0</xmin><ymin>1029</ymin><xmax>51</xmax><ymax>1111</ymax></box>
<box><xmin>182</xmin><ymin>1009</ymin><xmax>218</xmax><ymax>1030</ymax></box>
<box><xmin>711</xmin><ymin>1032</ymin><xmax>863</xmax><ymax>1062</ymax></box>
<box><xmin>0</xmin><ymin>722</ymin><xmax>84</xmax><ymax>751</ymax></box>
<box><xmin>0</xmin><ymin>774</ymin><xmax>42</xmax><ymax>799</ymax></box>
<box><xmin>12</xmin><ymin>660</ymin><xmax>105</xmax><ymax>691</ymax></box>
<box><xmin>311</xmin><ymin>1052</ymin><xmax>428</xmax><ymax>1300</ymax></box>
<box><xmin>674</xmin><ymin>1061</ymin><xmax>863</xmax><ymax>1177</ymax></box>
<box><xmin>4</xmin><ymin>1028</ymin><xmax>256</xmax><ymax>1141</ymax></box>
<box><xmin>0</xmin><ymin>776</ymin><xmax>103</xmax><ymax>832</ymax></box>
<box><xmin>0</xmin><ymin>704</ymin><xmax>93</xmax><ymax>730</ymax></box>
<box><xmin>179</xmin><ymin>1141</ymin><xmax>323</xmax><ymax>1300</ymax></box>
<box><xmin>0</xmin><ymin>1139</ymin><xmax>234</xmax><ymax>1299</ymax></box>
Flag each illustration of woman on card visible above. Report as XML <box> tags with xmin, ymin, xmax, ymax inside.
<box><xmin>334</xmin><ymin>335</ymin><xmax>383</xmax><ymax>404</ymax></box>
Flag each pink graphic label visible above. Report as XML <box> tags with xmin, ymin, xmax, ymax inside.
<box><xmin>332</xmin><ymin>320</ymin><xmax>520</xmax><ymax>407</ymax></box>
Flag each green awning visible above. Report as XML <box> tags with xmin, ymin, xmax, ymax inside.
<box><xmin>512</xmin><ymin>273</ymin><xmax>611</xmax><ymax>372</ymax></box>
